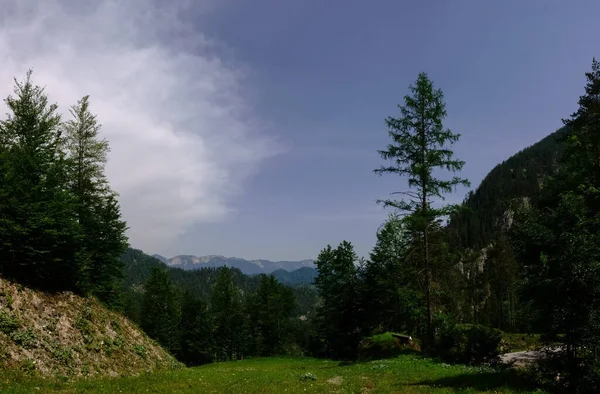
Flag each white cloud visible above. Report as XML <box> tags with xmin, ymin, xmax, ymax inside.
<box><xmin>0</xmin><ymin>0</ymin><xmax>281</xmax><ymax>251</ymax></box>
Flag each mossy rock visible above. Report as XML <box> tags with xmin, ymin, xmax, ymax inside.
<box><xmin>359</xmin><ymin>332</ymin><xmax>420</xmax><ymax>361</ymax></box>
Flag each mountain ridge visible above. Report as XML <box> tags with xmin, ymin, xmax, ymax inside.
<box><xmin>152</xmin><ymin>254</ymin><xmax>315</xmax><ymax>275</ymax></box>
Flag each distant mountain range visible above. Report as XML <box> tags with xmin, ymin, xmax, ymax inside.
<box><xmin>152</xmin><ymin>254</ymin><xmax>316</xmax><ymax>276</ymax></box>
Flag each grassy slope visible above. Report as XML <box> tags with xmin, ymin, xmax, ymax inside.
<box><xmin>0</xmin><ymin>276</ymin><xmax>180</xmax><ymax>378</ymax></box>
<box><xmin>1</xmin><ymin>355</ymin><xmax>543</xmax><ymax>393</ymax></box>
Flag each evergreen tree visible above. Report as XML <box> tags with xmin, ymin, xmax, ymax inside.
<box><xmin>374</xmin><ymin>72</ymin><xmax>469</xmax><ymax>348</ymax></box>
<box><xmin>179</xmin><ymin>293</ymin><xmax>213</xmax><ymax>366</ymax></box>
<box><xmin>361</xmin><ymin>213</ymin><xmax>422</xmax><ymax>335</ymax></box>
<box><xmin>141</xmin><ymin>267</ymin><xmax>181</xmax><ymax>355</ymax></box>
<box><xmin>485</xmin><ymin>237</ymin><xmax>519</xmax><ymax>331</ymax></box>
<box><xmin>314</xmin><ymin>241</ymin><xmax>362</xmax><ymax>359</ymax></box>
<box><xmin>512</xmin><ymin>59</ymin><xmax>600</xmax><ymax>389</ymax></box>
<box><xmin>0</xmin><ymin>71</ymin><xmax>79</xmax><ymax>289</ymax></box>
<box><xmin>246</xmin><ymin>274</ymin><xmax>296</xmax><ymax>356</ymax></box>
<box><xmin>210</xmin><ymin>267</ymin><xmax>245</xmax><ymax>361</ymax></box>
<box><xmin>63</xmin><ymin>95</ymin><xmax>128</xmax><ymax>306</ymax></box>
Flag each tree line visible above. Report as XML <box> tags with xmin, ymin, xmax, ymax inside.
<box><xmin>134</xmin><ymin>264</ymin><xmax>308</xmax><ymax>366</ymax></box>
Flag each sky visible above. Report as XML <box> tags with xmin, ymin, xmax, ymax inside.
<box><xmin>0</xmin><ymin>0</ymin><xmax>599</xmax><ymax>261</ymax></box>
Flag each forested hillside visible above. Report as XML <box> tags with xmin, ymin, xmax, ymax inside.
<box><xmin>118</xmin><ymin>247</ymin><xmax>318</xmax><ymax>365</ymax></box>
<box><xmin>448</xmin><ymin>126</ymin><xmax>569</xmax><ymax>249</ymax></box>
<box><xmin>121</xmin><ymin>248</ymin><xmax>317</xmax><ymax>319</ymax></box>
<box><xmin>270</xmin><ymin>267</ymin><xmax>317</xmax><ymax>286</ymax></box>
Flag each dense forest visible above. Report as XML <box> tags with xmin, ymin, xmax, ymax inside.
<box><xmin>1</xmin><ymin>59</ymin><xmax>600</xmax><ymax>392</ymax></box>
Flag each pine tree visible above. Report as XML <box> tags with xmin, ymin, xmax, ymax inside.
<box><xmin>361</xmin><ymin>213</ymin><xmax>421</xmax><ymax>335</ymax></box>
<box><xmin>63</xmin><ymin>95</ymin><xmax>128</xmax><ymax>306</ymax></box>
<box><xmin>314</xmin><ymin>241</ymin><xmax>362</xmax><ymax>359</ymax></box>
<box><xmin>210</xmin><ymin>268</ymin><xmax>245</xmax><ymax>361</ymax></box>
<box><xmin>0</xmin><ymin>70</ymin><xmax>79</xmax><ymax>289</ymax></box>
<box><xmin>141</xmin><ymin>267</ymin><xmax>181</xmax><ymax>355</ymax></box>
<box><xmin>247</xmin><ymin>274</ymin><xmax>296</xmax><ymax>356</ymax></box>
<box><xmin>179</xmin><ymin>293</ymin><xmax>213</xmax><ymax>366</ymax></box>
<box><xmin>485</xmin><ymin>237</ymin><xmax>519</xmax><ymax>331</ymax></box>
<box><xmin>374</xmin><ymin>72</ymin><xmax>469</xmax><ymax>348</ymax></box>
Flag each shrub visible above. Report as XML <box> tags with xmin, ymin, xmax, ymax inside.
<box><xmin>434</xmin><ymin>323</ymin><xmax>501</xmax><ymax>364</ymax></box>
<box><xmin>52</xmin><ymin>346</ymin><xmax>74</xmax><ymax>368</ymax></box>
<box><xmin>10</xmin><ymin>328</ymin><xmax>37</xmax><ymax>349</ymax></box>
<box><xmin>359</xmin><ymin>332</ymin><xmax>420</xmax><ymax>361</ymax></box>
<box><xmin>134</xmin><ymin>344</ymin><xmax>147</xmax><ymax>359</ymax></box>
<box><xmin>0</xmin><ymin>310</ymin><xmax>20</xmax><ymax>335</ymax></box>
<box><xmin>19</xmin><ymin>359</ymin><xmax>36</xmax><ymax>375</ymax></box>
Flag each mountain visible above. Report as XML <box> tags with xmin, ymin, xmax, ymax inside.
<box><xmin>448</xmin><ymin>126</ymin><xmax>569</xmax><ymax>249</ymax></box>
<box><xmin>270</xmin><ymin>267</ymin><xmax>318</xmax><ymax>286</ymax></box>
<box><xmin>440</xmin><ymin>126</ymin><xmax>570</xmax><ymax>331</ymax></box>
<box><xmin>120</xmin><ymin>248</ymin><xmax>319</xmax><ymax>321</ymax></box>
<box><xmin>157</xmin><ymin>254</ymin><xmax>315</xmax><ymax>275</ymax></box>
<box><xmin>152</xmin><ymin>254</ymin><xmax>169</xmax><ymax>264</ymax></box>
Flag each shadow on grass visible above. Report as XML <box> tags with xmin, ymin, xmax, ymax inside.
<box><xmin>357</xmin><ymin>348</ymin><xmax>422</xmax><ymax>363</ymax></box>
<box><xmin>411</xmin><ymin>369</ymin><xmax>538</xmax><ymax>392</ymax></box>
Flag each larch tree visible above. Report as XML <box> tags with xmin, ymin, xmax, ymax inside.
<box><xmin>374</xmin><ymin>72</ymin><xmax>469</xmax><ymax>348</ymax></box>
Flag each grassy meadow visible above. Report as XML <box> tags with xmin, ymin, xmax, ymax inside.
<box><xmin>1</xmin><ymin>355</ymin><xmax>544</xmax><ymax>394</ymax></box>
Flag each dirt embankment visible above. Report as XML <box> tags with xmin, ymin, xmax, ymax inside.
<box><xmin>0</xmin><ymin>276</ymin><xmax>181</xmax><ymax>378</ymax></box>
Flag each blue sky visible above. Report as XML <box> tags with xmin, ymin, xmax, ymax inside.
<box><xmin>175</xmin><ymin>0</ymin><xmax>600</xmax><ymax>260</ymax></box>
<box><xmin>2</xmin><ymin>0</ymin><xmax>599</xmax><ymax>261</ymax></box>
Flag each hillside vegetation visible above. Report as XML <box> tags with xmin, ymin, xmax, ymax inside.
<box><xmin>0</xmin><ymin>276</ymin><xmax>179</xmax><ymax>378</ymax></box>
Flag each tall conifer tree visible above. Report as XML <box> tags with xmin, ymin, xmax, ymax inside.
<box><xmin>63</xmin><ymin>95</ymin><xmax>128</xmax><ymax>306</ymax></box>
<box><xmin>374</xmin><ymin>72</ymin><xmax>469</xmax><ymax>348</ymax></box>
<box><xmin>0</xmin><ymin>71</ymin><xmax>78</xmax><ymax>289</ymax></box>
<box><xmin>314</xmin><ymin>241</ymin><xmax>362</xmax><ymax>359</ymax></box>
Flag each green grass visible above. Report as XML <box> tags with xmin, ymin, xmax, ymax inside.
<box><xmin>0</xmin><ymin>355</ymin><xmax>544</xmax><ymax>393</ymax></box>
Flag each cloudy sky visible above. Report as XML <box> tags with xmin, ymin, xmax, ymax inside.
<box><xmin>1</xmin><ymin>0</ymin><xmax>599</xmax><ymax>261</ymax></box>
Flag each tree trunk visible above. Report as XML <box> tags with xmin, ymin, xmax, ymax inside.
<box><xmin>424</xmin><ymin>228</ymin><xmax>433</xmax><ymax>349</ymax></box>
<box><xmin>420</xmin><ymin>100</ymin><xmax>433</xmax><ymax>350</ymax></box>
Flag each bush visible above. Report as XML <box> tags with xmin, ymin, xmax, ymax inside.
<box><xmin>0</xmin><ymin>310</ymin><xmax>20</xmax><ymax>335</ymax></box>
<box><xmin>434</xmin><ymin>323</ymin><xmax>501</xmax><ymax>364</ymax></box>
<box><xmin>10</xmin><ymin>328</ymin><xmax>37</xmax><ymax>349</ymax></box>
<box><xmin>358</xmin><ymin>332</ymin><xmax>420</xmax><ymax>361</ymax></box>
